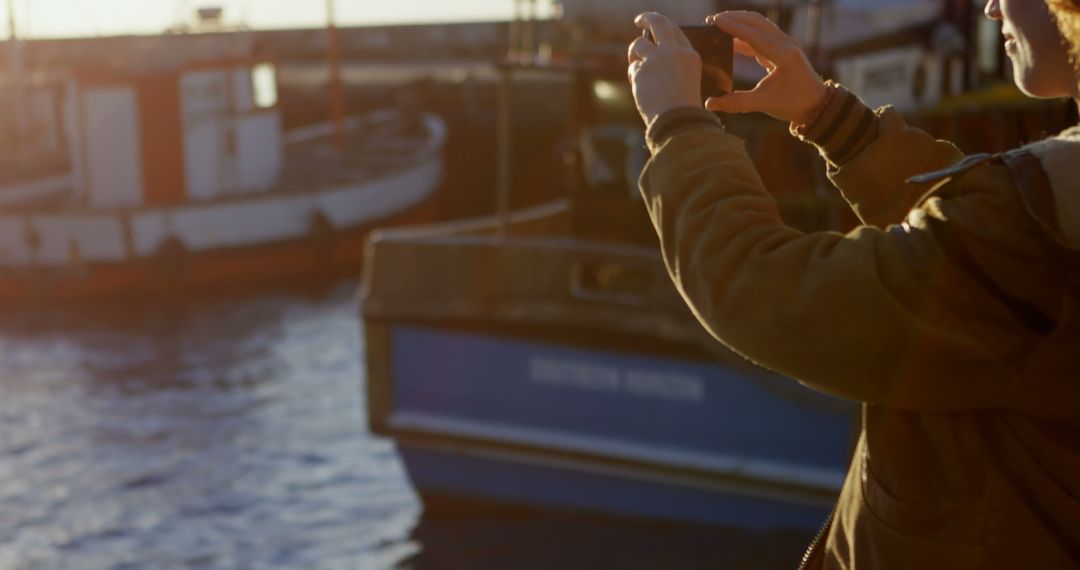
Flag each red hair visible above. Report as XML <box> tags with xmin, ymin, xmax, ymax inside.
<box><xmin>1048</xmin><ymin>0</ymin><xmax>1080</xmax><ymax>62</ymax></box>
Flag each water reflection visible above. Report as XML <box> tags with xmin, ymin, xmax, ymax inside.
<box><xmin>0</xmin><ymin>282</ymin><xmax>813</xmax><ymax>569</ymax></box>
<box><xmin>0</xmin><ymin>284</ymin><xmax>420</xmax><ymax>570</ymax></box>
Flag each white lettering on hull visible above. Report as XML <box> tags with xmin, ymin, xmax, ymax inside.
<box><xmin>528</xmin><ymin>357</ymin><xmax>705</xmax><ymax>404</ymax></box>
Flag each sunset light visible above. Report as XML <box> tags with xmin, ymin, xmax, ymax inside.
<box><xmin>1</xmin><ymin>0</ymin><xmax>554</xmax><ymax>38</ymax></box>
<box><xmin>2</xmin><ymin>1</ymin><xmax>1077</xmax><ymax>568</ymax></box>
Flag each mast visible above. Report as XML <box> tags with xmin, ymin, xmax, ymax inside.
<box><xmin>498</xmin><ymin>0</ymin><xmax>527</xmax><ymax>238</ymax></box>
<box><xmin>523</xmin><ymin>0</ymin><xmax>537</xmax><ymax>62</ymax></box>
<box><xmin>6</xmin><ymin>0</ymin><xmax>26</xmax><ymax>160</ymax></box>
<box><xmin>325</xmin><ymin>0</ymin><xmax>346</xmax><ymax>149</ymax></box>
<box><xmin>508</xmin><ymin>0</ymin><xmax>522</xmax><ymax>61</ymax></box>
<box><xmin>808</xmin><ymin>0</ymin><xmax>823</xmax><ymax>69</ymax></box>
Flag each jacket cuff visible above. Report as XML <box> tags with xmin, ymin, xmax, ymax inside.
<box><xmin>646</xmin><ymin>107</ymin><xmax>724</xmax><ymax>153</ymax></box>
<box><xmin>791</xmin><ymin>83</ymin><xmax>880</xmax><ymax>166</ymax></box>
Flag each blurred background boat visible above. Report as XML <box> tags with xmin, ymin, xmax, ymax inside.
<box><xmin>0</xmin><ymin>9</ymin><xmax>447</xmax><ymax>302</ymax></box>
<box><xmin>362</xmin><ymin>213</ymin><xmax>858</xmax><ymax>529</ymax></box>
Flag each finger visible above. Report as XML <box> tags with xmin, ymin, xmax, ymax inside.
<box><xmin>704</xmin><ymin>91</ymin><xmax>758</xmax><ymax>114</ymax></box>
<box><xmin>627</xmin><ymin>59</ymin><xmax>644</xmax><ymax>80</ymax></box>
<box><xmin>723</xmin><ymin>12</ymin><xmax>807</xmax><ymax>56</ymax></box>
<box><xmin>733</xmin><ymin>38</ymin><xmax>757</xmax><ymax>58</ymax></box>
<box><xmin>709</xmin><ymin>14</ymin><xmax>783</xmax><ymax>72</ymax></box>
<box><xmin>635</xmin><ymin>12</ymin><xmax>690</xmax><ymax>49</ymax></box>
<box><xmin>711</xmin><ymin>14</ymin><xmax>793</xmax><ymax>63</ymax></box>
<box><xmin>706</xmin><ymin>10</ymin><xmax>778</xmax><ymax>29</ymax></box>
<box><xmin>628</xmin><ymin>35</ymin><xmax>656</xmax><ymax>64</ymax></box>
<box><xmin>722</xmin><ymin>10</ymin><xmax>783</xmax><ymax>33</ymax></box>
<box><xmin>732</xmin><ymin>40</ymin><xmax>776</xmax><ymax>72</ymax></box>
<box><xmin>735</xmin><ymin>39</ymin><xmax>771</xmax><ymax>70</ymax></box>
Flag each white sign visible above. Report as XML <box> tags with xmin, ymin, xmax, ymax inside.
<box><xmin>835</xmin><ymin>46</ymin><xmax>930</xmax><ymax>112</ymax></box>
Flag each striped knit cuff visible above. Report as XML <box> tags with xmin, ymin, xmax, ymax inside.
<box><xmin>791</xmin><ymin>82</ymin><xmax>880</xmax><ymax>166</ymax></box>
<box><xmin>646</xmin><ymin>107</ymin><xmax>724</xmax><ymax>153</ymax></box>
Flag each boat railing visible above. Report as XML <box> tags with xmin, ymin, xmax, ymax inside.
<box><xmin>283</xmin><ymin>110</ymin><xmax>398</xmax><ymax>146</ymax></box>
<box><xmin>369</xmin><ymin>198</ymin><xmax>571</xmax><ymax>241</ymax></box>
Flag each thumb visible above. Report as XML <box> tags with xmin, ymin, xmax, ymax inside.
<box><xmin>705</xmin><ymin>91</ymin><xmax>758</xmax><ymax>114</ymax></box>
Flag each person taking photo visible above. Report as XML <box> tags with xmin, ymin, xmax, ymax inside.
<box><xmin>627</xmin><ymin>2</ymin><xmax>1079</xmax><ymax>568</ymax></box>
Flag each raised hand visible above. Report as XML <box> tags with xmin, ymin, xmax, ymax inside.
<box><xmin>627</xmin><ymin>12</ymin><xmax>703</xmax><ymax>126</ymax></box>
<box><xmin>704</xmin><ymin>11</ymin><xmax>827</xmax><ymax>125</ymax></box>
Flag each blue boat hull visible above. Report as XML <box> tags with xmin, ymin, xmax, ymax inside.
<box><xmin>372</xmin><ymin>324</ymin><xmax>856</xmax><ymax>531</ymax></box>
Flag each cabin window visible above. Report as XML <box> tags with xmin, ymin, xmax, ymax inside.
<box><xmin>252</xmin><ymin>63</ymin><xmax>278</xmax><ymax>109</ymax></box>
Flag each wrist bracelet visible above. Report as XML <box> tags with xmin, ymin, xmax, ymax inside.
<box><xmin>792</xmin><ymin>82</ymin><xmax>837</xmax><ymax>136</ymax></box>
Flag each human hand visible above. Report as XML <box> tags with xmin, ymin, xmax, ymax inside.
<box><xmin>703</xmin><ymin>11</ymin><xmax>827</xmax><ymax>124</ymax></box>
<box><xmin>627</xmin><ymin>12</ymin><xmax>703</xmax><ymax>126</ymax></box>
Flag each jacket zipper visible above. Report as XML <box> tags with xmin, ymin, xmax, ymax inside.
<box><xmin>798</xmin><ymin>506</ymin><xmax>836</xmax><ymax>570</ymax></box>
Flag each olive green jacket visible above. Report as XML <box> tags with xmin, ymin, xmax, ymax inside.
<box><xmin>639</xmin><ymin>88</ymin><xmax>1079</xmax><ymax>569</ymax></box>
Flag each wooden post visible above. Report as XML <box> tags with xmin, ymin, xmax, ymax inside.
<box><xmin>496</xmin><ymin>64</ymin><xmax>513</xmax><ymax>241</ymax></box>
<box><xmin>325</xmin><ymin>0</ymin><xmax>346</xmax><ymax>149</ymax></box>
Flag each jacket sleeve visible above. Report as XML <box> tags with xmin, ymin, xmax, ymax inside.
<box><xmin>638</xmin><ymin>121</ymin><xmax>1034</xmax><ymax>412</ymax></box>
<box><xmin>793</xmin><ymin>84</ymin><xmax>965</xmax><ymax>228</ymax></box>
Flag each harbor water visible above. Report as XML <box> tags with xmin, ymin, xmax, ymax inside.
<box><xmin>0</xmin><ymin>282</ymin><xmax>815</xmax><ymax>569</ymax></box>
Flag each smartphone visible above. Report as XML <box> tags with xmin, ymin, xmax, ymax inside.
<box><xmin>645</xmin><ymin>25</ymin><xmax>734</xmax><ymax>101</ymax></box>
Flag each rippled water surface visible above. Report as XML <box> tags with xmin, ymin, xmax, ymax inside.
<box><xmin>0</xmin><ymin>283</ymin><xmax>812</xmax><ymax>569</ymax></box>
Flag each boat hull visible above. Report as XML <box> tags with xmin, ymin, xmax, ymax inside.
<box><xmin>368</xmin><ymin>321</ymin><xmax>855</xmax><ymax>531</ymax></box>
<box><xmin>0</xmin><ymin>201</ymin><xmax>435</xmax><ymax>302</ymax></box>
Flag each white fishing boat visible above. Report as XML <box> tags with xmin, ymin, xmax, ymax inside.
<box><xmin>0</xmin><ymin>58</ymin><xmax>446</xmax><ymax>301</ymax></box>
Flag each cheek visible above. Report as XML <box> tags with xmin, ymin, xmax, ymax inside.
<box><xmin>1029</xmin><ymin>28</ymin><xmax>1064</xmax><ymax>58</ymax></box>
<box><xmin>1030</xmin><ymin>41</ymin><xmax>1075</xmax><ymax>96</ymax></box>
<box><xmin>1007</xmin><ymin>3</ymin><xmax>1075</xmax><ymax>96</ymax></box>
<box><xmin>1005</xmin><ymin>0</ymin><xmax>1064</xmax><ymax>44</ymax></box>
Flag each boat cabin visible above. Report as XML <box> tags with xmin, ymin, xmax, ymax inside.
<box><xmin>1</xmin><ymin>59</ymin><xmax>282</xmax><ymax>211</ymax></box>
<box><xmin>70</xmin><ymin>60</ymin><xmax>282</xmax><ymax>209</ymax></box>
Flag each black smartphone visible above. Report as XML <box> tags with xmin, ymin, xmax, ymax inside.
<box><xmin>646</xmin><ymin>25</ymin><xmax>734</xmax><ymax>101</ymax></box>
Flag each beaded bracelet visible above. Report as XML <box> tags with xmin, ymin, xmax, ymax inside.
<box><xmin>792</xmin><ymin>82</ymin><xmax>837</xmax><ymax>137</ymax></box>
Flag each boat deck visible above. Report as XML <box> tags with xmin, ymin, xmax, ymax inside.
<box><xmin>277</xmin><ymin>113</ymin><xmax>433</xmax><ymax>194</ymax></box>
